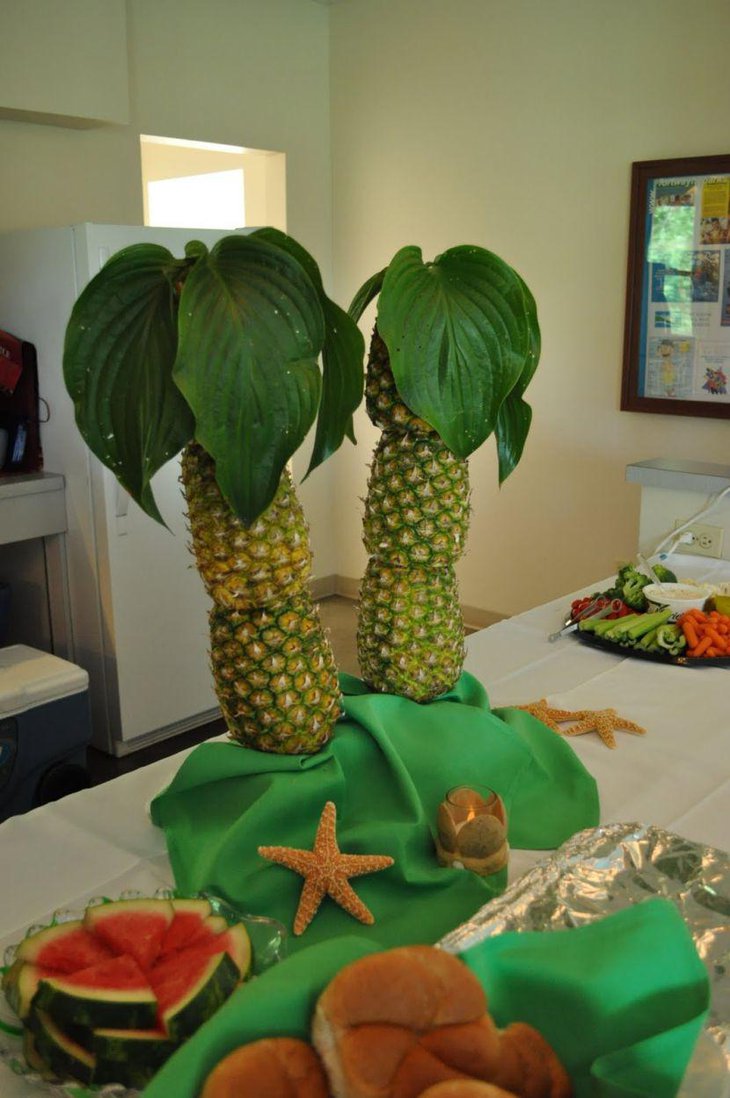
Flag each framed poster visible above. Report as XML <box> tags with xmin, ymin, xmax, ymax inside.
<box><xmin>621</xmin><ymin>154</ymin><xmax>730</xmax><ymax>418</ymax></box>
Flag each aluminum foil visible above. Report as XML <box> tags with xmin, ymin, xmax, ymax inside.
<box><xmin>439</xmin><ymin>822</ymin><xmax>730</xmax><ymax>1081</ymax></box>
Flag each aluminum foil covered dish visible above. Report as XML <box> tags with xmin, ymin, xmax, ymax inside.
<box><xmin>439</xmin><ymin>822</ymin><xmax>730</xmax><ymax>1096</ymax></box>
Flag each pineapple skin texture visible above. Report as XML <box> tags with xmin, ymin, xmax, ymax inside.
<box><xmin>357</xmin><ymin>330</ymin><xmax>469</xmax><ymax>701</ymax></box>
<box><xmin>181</xmin><ymin>444</ymin><xmax>341</xmax><ymax>754</ymax></box>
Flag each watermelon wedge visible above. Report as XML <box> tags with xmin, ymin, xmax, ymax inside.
<box><xmin>190</xmin><ymin>920</ymin><xmax>252</xmax><ymax>978</ymax></box>
<box><xmin>35</xmin><ymin>955</ymin><xmax>158</xmax><ymax>1030</ymax></box>
<box><xmin>150</xmin><ymin>949</ymin><xmax>240</xmax><ymax>1041</ymax></box>
<box><xmin>16</xmin><ymin>920</ymin><xmax>114</xmax><ymax>973</ymax></box>
<box><xmin>84</xmin><ymin>899</ymin><xmax>174</xmax><ymax>972</ymax></box>
<box><xmin>159</xmin><ymin>897</ymin><xmax>213</xmax><ymax>956</ymax></box>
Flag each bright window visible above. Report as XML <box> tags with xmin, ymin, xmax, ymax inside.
<box><xmin>146</xmin><ymin>169</ymin><xmax>245</xmax><ymax>229</ymax></box>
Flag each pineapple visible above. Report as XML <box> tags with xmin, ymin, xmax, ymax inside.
<box><xmin>357</xmin><ymin>333</ymin><xmax>469</xmax><ymax>699</ymax></box>
<box><xmin>182</xmin><ymin>444</ymin><xmax>340</xmax><ymax>752</ymax></box>
<box><xmin>351</xmin><ymin>246</ymin><xmax>540</xmax><ymax>701</ymax></box>
<box><xmin>64</xmin><ymin>230</ymin><xmax>363</xmax><ymax>753</ymax></box>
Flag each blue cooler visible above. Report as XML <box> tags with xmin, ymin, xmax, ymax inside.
<box><xmin>0</xmin><ymin>645</ymin><xmax>92</xmax><ymax>823</ymax></box>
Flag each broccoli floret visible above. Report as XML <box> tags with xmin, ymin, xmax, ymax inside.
<box><xmin>651</xmin><ymin>563</ymin><xmax>677</xmax><ymax>584</ymax></box>
<box><xmin>622</xmin><ymin>572</ymin><xmax>652</xmax><ymax>611</ymax></box>
<box><xmin>608</xmin><ymin>562</ymin><xmax>673</xmax><ymax>611</ymax></box>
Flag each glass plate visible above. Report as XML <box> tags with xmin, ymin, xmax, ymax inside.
<box><xmin>575</xmin><ymin>628</ymin><xmax>730</xmax><ymax>667</ymax></box>
<box><xmin>0</xmin><ymin>888</ymin><xmax>287</xmax><ymax>1097</ymax></box>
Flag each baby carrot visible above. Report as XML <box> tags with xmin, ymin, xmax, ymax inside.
<box><xmin>682</xmin><ymin>621</ymin><xmax>699</xmax><ymax>648</ymax></box>
<box><xmin>691</xmin><ymin>635</ymin><xmax>713</xmax><ymax>657</ymax></box>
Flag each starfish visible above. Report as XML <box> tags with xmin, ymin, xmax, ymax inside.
<box><xmin>557</xmin><ymin>708</ymin><xmax>647</xmax><ymax>750</ymax></box>
<box><xmin>258</xmin><ymin>801</ymin><xmax>394</xmax><ymax>935</ymax></box>
<box><xmin>515</xmin><ymin>698</ymin><xmax>586</xmax><ymax>732</ymax></box>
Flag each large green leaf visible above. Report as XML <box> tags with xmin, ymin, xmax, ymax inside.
<box><xmin>348</xmin><ymin>268</ymin><xmax>386</xmax><ymax>322</ymax></box>
<box><xmin>173</xmin><ymin>234</ymin><xmax>325</xmax><ymax>524</ymax></box>
<box><xmin>376</xmin><ymin>245</ymin><xmax>535</xmax><ymax>459</ymax></box>
<box><xmin>250</xmin><ymin>227</ymin><xmax>364</xmax><ymax>476</ymax></box>
<box><xmin>63</xmin><ymin>244</ymin><xmax>193</xmax><ymax>524</ymax></box>
<box><xmin>495</xmin><ymin>274</ymin><xmax>542</xmax><ymax>482</ymax></box>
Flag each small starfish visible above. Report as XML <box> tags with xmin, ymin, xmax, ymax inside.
<box><xmin>558</xmin><ymin>708</ymin><xmax>647</xmax><ymax>750</ymax></box>
<box><xmin>515</xmin><ymin>698</ymin><xmax>586</xmax><ymax>732</ymax></box>
<box><xmin>258</xmin><ymin>801</ymin><xmax>394</xmax><ymax>935</ymax></box>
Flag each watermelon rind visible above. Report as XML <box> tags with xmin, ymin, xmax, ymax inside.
<box><xmin>2</xmin><ymin>960</ymin><xmax>46</xmax><ymax>1020</ymax></box>
<box><xmin>201</xmin><ymin>913</ymin><xmax>228</xmax><ymax>937</ymax></box>
<box><xmin>220</xmin><ymin>922</ymin><xmax>252</xmax><ymax>978</ymax></box>
<box><xmin>92</xmin><ymin>1027</ymin><xmax>179</xmax><ymax>1088</ymax></box>
<box><xmin>159</xmin><ymin>950</ymin><xmax>240</xmax><ymax>1042</ymax></box>
<box><xmin>22</xmin><ymin>1029</ymin><xmax>56</xmax><ymax>1080</ymax></box>
<box><xmin>31</xmin><ymin>1009</ymin><xmax>96</xmax><ymax>1085</ymax></box>
<box><xmin>84</xmin><ymin>898</ymin><xmax>174</xmax><ymax>971</ymax></box>
<box><xmin>34</xmin><ymin>971</ymin><xmax>158</xmax><ymax>1031</ymax></box>
<box><xmin>16</xmin><ymin>919</ymin><xmax>113</xmax><ymax>972</ymax></box>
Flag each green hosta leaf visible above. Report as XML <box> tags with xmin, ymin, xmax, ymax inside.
<box><xmin>496</xmin><ymin>274</ymin><xmax>542</xmax><ymax>482</ymax></box>
<box><xmin>377</xmin><ymin>245</ymin><xmax>536</xmax><ymax>459</ymax></box>
<box><xmin>173</xmin><ymin>234</ymin><xmax>325</xmax><ymax>524</ymax></box>
<box><xmin>304</xmin><ymin>295</ymin><xmax>363</xmax><ymax>474</ymax></box>
<box><xmin>348</xmin><ymin>268</ymin><xmax>386</xmax><ymax>322</ymax></box>
<box><xmin>250</xmin><ymin>227</ymin><xmax>364</xmax><ymax>475</ymax></box>
<box><xmin>63</xmin><ymin>244</ymin><xmax>193</xmax><ymax>524</ymax></box>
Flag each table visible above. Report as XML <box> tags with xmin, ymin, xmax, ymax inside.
<box><xmin>1</xmin><ymin>553</ymin><xmax>728</xmax><ymax>1096</ymax></box>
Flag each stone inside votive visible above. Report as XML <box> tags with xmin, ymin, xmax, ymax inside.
<box><xmin>435</xmin><ymin>785</ymin><xmax>509</xmax><ymax>875</ymax></box>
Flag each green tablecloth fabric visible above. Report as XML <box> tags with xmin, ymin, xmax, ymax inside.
<box><xmin>141</xmin><ymin>898</ymin><xmax>709</xmax><ymax>1098</ymax></box>
<box><xmin>150</xmin><ymin>673</ymin><xmax>599</xmax><ymax>951</ymax></box>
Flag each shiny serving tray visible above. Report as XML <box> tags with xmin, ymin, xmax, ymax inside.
<box><xmin>575</xmin><ymin>628</ymin><xmax>730</xmax><ymax>667</ymax></box>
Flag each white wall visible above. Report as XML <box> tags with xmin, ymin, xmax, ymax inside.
<box><xmin>330</xmin><ymin>0</ymin><xmax>730</xmax><ymax>615</ymax></box>
<box><xmin>0</xmin><ymin>0</ymin><xmax>338</xmax><ymax>577</ymax></box>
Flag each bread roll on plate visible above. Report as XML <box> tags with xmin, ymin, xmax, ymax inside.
<box><xmin>200</xmin><ymin>1036</ymin><xmax>329</xmax><ymax>1098</ymax></box>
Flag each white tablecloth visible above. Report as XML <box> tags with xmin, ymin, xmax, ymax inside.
<box><xmin>1</xmin><ymin>554</ymin><xmax>728</xmax><ymax>1096</ymax></box>
<box><xmin>465</xmin><ymin>554</ymin><xmax>730</xmax><ymax>877</ymax></box>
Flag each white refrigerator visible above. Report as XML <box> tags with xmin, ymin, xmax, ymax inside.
<box><xmin>0</xmin><ymin>223</ymin><xmax>245</xmax><ymax>755</ymax></box>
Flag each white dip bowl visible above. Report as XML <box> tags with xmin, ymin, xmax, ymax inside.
<box><xmin>643</xmin><ymin>582</ymin><xmax>710</xmax><ymax>619</ymax></box>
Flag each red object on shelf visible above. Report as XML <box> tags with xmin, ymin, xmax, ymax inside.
<box><xmin>0</xmin><ymin>329</ymin><xmax>24</xmax><ymax>395</ymax></box>
<box><xmin>0</xmin><ymin>327</ymin><xmax>43</xmax><ymax>474</ymax></box>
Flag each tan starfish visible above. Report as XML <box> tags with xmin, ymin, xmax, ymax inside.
<box><xmin>258</xmin><ymin>801</ymin><xmax>394</xmax><ymax>935</ymax></box>
<box><xmin>515</xmin><ymin>698</ymin><xmax>586</xmax><ymax>732</ymax></box>
<box><xmin>558</xmin><ymin>708</ymin><xmax>647</xmax><ymax>750</ymax></box>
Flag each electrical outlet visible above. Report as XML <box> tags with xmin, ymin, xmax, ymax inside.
<box><xmin>674</xmin><ymin>521</ymin><xmax>724</xmax><ymax>558</ymax></box>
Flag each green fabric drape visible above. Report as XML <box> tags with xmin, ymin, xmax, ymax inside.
<box><xmin>150</xmin><ymin>673</ymin><xmax>599</xmax><ymax>950</ymax></box>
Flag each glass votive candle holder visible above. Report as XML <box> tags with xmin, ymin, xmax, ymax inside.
<box><xmin>435</xmin><ymin>785</ymin><xmax>508</xmax><ymax>875</ymax></box>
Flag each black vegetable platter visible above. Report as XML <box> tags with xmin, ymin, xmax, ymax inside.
<box><xmin>575</xmin><ymin>628</ymin><xmax>730</xmax><ymax>667</ymax></box>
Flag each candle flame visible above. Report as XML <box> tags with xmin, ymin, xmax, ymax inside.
<box><xmin>465</xmin><ymin>807</ymin><xmax>476</xmax><ymax>823</ymax></box>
